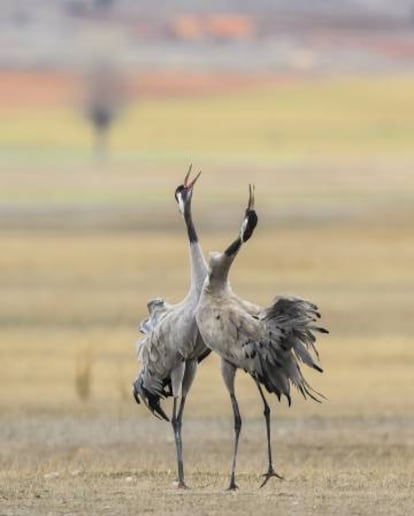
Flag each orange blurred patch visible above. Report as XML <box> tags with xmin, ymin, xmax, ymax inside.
<box><xmin>0</xmin><ymin>70</ymin><xmax>298</xmax><ymax>108</ymax></box>
<box><xmin>0</xmin><ymin>70</ymin><xmax>77</xmax><ymax>108</ymax></box>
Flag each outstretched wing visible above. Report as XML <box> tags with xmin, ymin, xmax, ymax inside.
<box><xmin>225</xmin><ymin>296</ymin><xmax>328</xmax><ymax>405</ymax></box>
<box><xmin>263</xmin><ymin>296</ymin><xmax>328</xmax><ymax>370</ymax></box>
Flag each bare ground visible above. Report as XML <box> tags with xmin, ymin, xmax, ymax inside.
<box><xmin>1</xmin><ymin>414</ymin><xmax>413</xmax><ymax>515</ymax></box>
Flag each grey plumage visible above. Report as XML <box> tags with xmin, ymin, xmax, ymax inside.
<box><xmin>195</xmin><ymin>185</ymin><xmax>328</xmax><ymax>490</ymax></box>
<box><xmin>138</xmin><ymin>298</ymin><xmax>171</xmax><ymax>335</ymax></box>
<box><xmin>133</xmin><ymin>166</ymin><xmax>209</xmax><ymax>488</ymax></box>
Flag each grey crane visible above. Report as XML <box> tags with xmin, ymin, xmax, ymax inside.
<box><xmin>196</xmin><ymin>185</ymin><xmax>328</xmax><ymax>490</ymax></box>
<box><xmin>133</xmin><ymin>166</ymin><xmax>209</xmax><ymax>488</ymax></box>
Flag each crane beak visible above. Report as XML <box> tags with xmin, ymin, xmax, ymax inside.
<box><xmin>247</xmin><ymin>184</ymin><xmax>255</xmax><ymax>211</ymax></box>
<box><xmin>183</xmin><ymin>164</ymin><xmax>202</xmax><ymax>190</ymax></box>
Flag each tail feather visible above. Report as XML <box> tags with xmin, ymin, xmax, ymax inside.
<box><xmin>285</xmin><ymin>360</ymin><xmax>325</xmax><ymax>403</ymax></box>
<box><xmin>255</xmin><ymin>295</ymin><xmax>329</xmax><ymax>404</ymax></box>
<box><xmin>298</xmin><ymin>377</ymin><xmax>327</xmax><ymax>403</ymax></box>
<box><xmin>310</xmin><ymin>326</ymin><xmax>329</xmax><ymax>334</ymax></box>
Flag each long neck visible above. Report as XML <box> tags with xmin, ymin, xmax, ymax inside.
<box><xmin>189</xmin><ymin>241</ymin><xmax>207</xmax><ymax>294</ymax></box>
<box><xmin>224</xmin><ymin>236</ymin><xmax>242</xmax><ymax>259</ymax></box>
<box><xmin>207</xmin><ymin>258</ymin><xmax>234</xmax><ymax>293</ymax></box>
<box><xmin>223</xmin><ymin>209</ymin><xmax>257</xmax><ymax>263</ymax></box>
<box><xmin>207</xmin><ymin>209</ymin><xmax>258</xmax><ymax>292</ymax></box>
<box><xmin>184</xmin><ymin>208</ymin><xmax>197</xmax><ymax>245</ymax></box>
<box><xmin>184</xmin><ymin>205</ymin><xmax>207</xmax><ymax>296</ymax></box>
<box><xmin>214</xmin><ymin>237</ymin><xmax>241</xmax><ymax>285</ymax></box>
<box><xmin>206</xmin><ymin>239</ymin><xmax>240</xmax><ymax>294</ymax></box>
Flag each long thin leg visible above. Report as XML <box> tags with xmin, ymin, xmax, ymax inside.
<box><xmin>255</xmin><ymin>381</ymin><xmax>284</xmax><ymax>487</ymax></box>
<box><xmin>228</xmin><ymin>392</ymin><xmax>242</xmax><ymax>491</ymax></box>
<box><xmin>171</xmin><ymin>396</ymin><xmax>187</xmax><ymax>488</ymax></box>
<box><xmin>170</xmin><ymin>360</ymin><xmax>197</xmax><ymax>489</ymax></box>
<box><xmin>221</xmin><ymin>360</ymin><xmax>241</xmax><ymax>491</ymax></box>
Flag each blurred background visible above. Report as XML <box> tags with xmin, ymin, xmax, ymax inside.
<box><xmin>0</xmin><ymin>1</ymin><xmax>414</xmax><ymax>510</ymax></box>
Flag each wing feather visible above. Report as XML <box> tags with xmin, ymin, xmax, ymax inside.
<box><xmin>221</xmin><ymin>295</ymin><xmax>328</xmax><ymax>404</ymax></box>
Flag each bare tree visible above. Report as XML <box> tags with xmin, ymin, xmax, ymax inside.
<box><xmin>84</xmin><ymin>62</ymin><xmax>127</xmax><ymax>161</ymax></box>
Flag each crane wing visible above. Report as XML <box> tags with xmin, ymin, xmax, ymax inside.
<box><xmin>138</xmin><ymin>297</ymin><xmax>172</xmax><ymax>335</ymax></box>
<box><xmin>225</xmin><ymin>296</ymin><xmax>328</xmax><ymax>405</ymax></box>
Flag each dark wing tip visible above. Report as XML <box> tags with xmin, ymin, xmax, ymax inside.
<box><xmin>132</xmin><ymin>382</ymin><xmax>141</xmax><ymax>404</ymax></box>
<box><xmin>149</xmin><ymin>405</ymin><xmax>170</xmax><ymax>421</ymax></box>
<box><xmin>132</xmin><ymin>377</ymin><xmax>170</xmax><ymax>421</ymax></box>
<box><xmin>133</xmin><ymin>392</ymin><xmax>140</xmax><ymax>404</ymax></box>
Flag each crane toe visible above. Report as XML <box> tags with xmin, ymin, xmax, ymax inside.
<box><xmin>259</xmin><ymin>468</ymin><xmax>284</xmax><ymax>488</ymax></box>
<box><xmin>173</xmin><ymin>480</ymin><xmax>189</xmax><ymax>489</ymax></box>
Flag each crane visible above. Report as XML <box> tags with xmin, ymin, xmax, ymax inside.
<box><xmin>133</xmin><ymin>166</ymin><xmax>209</xmax><ymax>488</ymax></box>
<box><xmin>195</xmin><ymin>185</ymin><xmax>328</xmax><ymax>490</ymax></box>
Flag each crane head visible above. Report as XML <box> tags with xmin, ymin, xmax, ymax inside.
<box><xmin>174</xmin><ymin>164</ymin><xmax>201</xmax><ymax>215</ymax></box>
<box><xmin>240</xmin><ymin>184</ymin><xmax>258</xmax><ymax>243</ymax></box>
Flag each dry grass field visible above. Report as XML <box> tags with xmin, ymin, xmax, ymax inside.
<box><xmin>1</xmin><ymin>73</ymin><xmax>414</xmax><ymax>514</ymax></box>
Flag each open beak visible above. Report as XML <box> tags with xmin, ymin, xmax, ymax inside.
<box><xmin>247</xmin><ymin>183</ymin><xmax>255</xmax><ymax>211</ymax></box>
<box><xmin>183</xmin><ymin>164</ymin><xmax>202</xmax><ymax>190</ymax></box>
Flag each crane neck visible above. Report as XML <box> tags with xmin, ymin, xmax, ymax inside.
<box><xmin>189</xmin><ymin>241</ymin><xmax>208</xmax><ymax>295</ymax></box>
<box><xmin>204</xmin><ymin>222</ymin><xmax>253</xmax><ymax>294</ymax></box>
<box><xmin>203</xmin><ymin>206</ymin><xmax>257</xmax><ymax>296</ymax></box>
<box><xmin>204</xmin><ymin>252</ymin><xmax>236</xmax><ymax>295</ymax></box>
<box><xmin>224</xmin><ymin>236</ymin><xmax>242</xmax><ymax>258</ymax></box>
<box><xmin>184</xmin><ymin>209</ymin><xmax>198</xmax><ymax>244</ymax></box>
<box><xmin>183</xmin><ymin>203</ymin><xmax>208</xmax><ymax>296</ymax></box>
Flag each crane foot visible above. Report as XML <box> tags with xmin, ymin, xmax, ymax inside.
<box><xmin>173</xmin><ymin>480</ymin><xmax>189</xmax><ymax>489</ymax></box>
<box><xmin>259</xmin><ymin>467</ymin><xmax>284</xmax><ymax>488</ymax></box>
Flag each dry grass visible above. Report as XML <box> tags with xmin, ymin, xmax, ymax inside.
<box><xmin>74</xmin><ymin>345</ymin><xmax>94</xmax><ymax>401</ymax></box>
<box><xmin>1</xmin><ymin>416</ymin><xmax>413</xmax><ymax>515</ymax></box>
<box><xmin>1</xmin><ymin>207</ymin><xmax>413</xmax><ymax>513</ymax></box>
<box><xmin>0</xmin><ymin>217</ymin><xmax>414</xmax><ymax>515</ymax></box>
<box><xmin>1</xmin><ymin>75</ymin><xmax>414</xmax><ymax>513</ymax></box>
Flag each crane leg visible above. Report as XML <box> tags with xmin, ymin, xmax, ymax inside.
<box><xmin>171</xmin><ymin>396</ymin><xmax>188</xmax><ymax>489</ymax></box>
<box><xmin>255</xmin><ymin>381</ymin><xmax>284</xmax><ymax>488</ymax></box>
<box><xmin>228</xmin><ymin>392</ymin><xmax>242</xmax><ymax>491</ymax></box>
<box><xmin>221</xmin><ymin>359</ymin><xmax>241</xmax><ymax>491</ymax></box>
